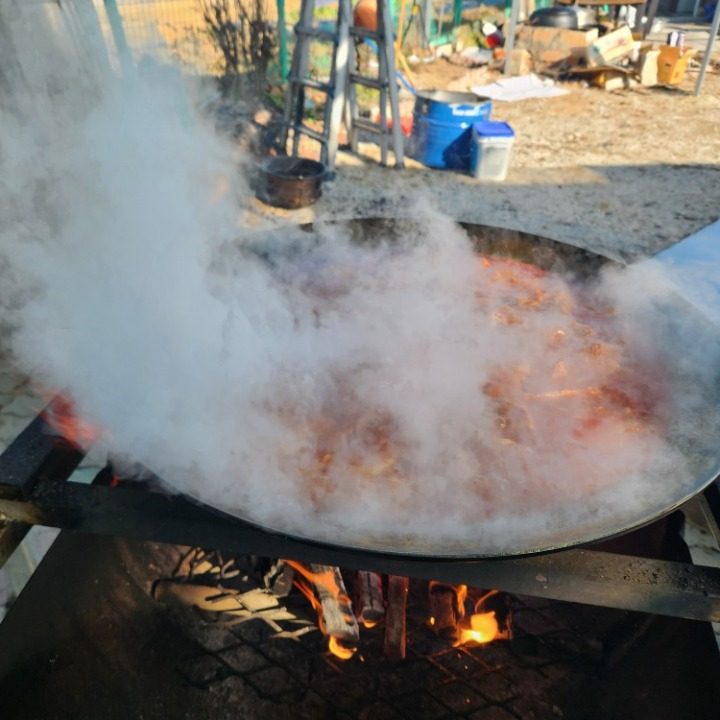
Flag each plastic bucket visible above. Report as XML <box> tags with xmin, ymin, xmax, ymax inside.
<box><xmin>409</xmin><ymin>116</ymin><xmax>474</xmax><ymax>170</ymax></box>
<box><xmin>413</xmin><ymin>90</ymin><xmax>492</xmax><ymax>123</ymax></box>
<box><xmin>409</xmin><ymin>95</ymin><xmax>492</xmax><ymax>170</ymax></box>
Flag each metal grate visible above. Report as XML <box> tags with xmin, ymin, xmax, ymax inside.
<box><xmin>161</xmin><ymin>556</ymin><xmax>643</xmax><ymax>720</ymax></box>
<box><xmin>2</xmin><ymin>532</ymin><xmax>719</xmax><ymax>719</ymax></box>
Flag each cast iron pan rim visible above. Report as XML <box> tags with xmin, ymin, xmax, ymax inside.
<box><xmin>184</xmin><ymin>466</ymin><xmax>720</xmax><ymax>562</ymax></box>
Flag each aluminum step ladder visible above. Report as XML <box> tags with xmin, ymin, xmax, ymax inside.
<box><xmin>280</xmin><ymin>0</ymin><xmax>405</xmax><ymax>172</ymax></box>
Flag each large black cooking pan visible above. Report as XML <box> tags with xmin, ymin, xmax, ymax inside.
<box><xmin>187</xmin><ymin>218</ymin><xmax>720</xmax><ymax>558</ymax></box>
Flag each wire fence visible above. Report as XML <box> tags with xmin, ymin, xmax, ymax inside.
<box><xmin>98</xmin><ymin>0</ymin><xmax>222</xmax><ymax>73</ymax></box>
<box><xmin>94</xmin><ymin>0</ymin><xmax>292</xmax><ymax>75</ymax></box>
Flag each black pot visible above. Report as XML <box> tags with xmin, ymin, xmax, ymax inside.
<box><xmin>529</xmin><ymin>7</ymin><xmax>579</xmax><ymax>29</ymax></box>
<box><xmin>256</xmin><ymin>157</ymin><xmax>327</xmax><ymax>209</ymax></box>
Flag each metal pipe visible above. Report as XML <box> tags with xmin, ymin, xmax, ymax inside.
<box><xmin>641</xmin><ymin>0</ymin><xmax>659</xmax><ymax>40</ymax></box>
<box><xmin>277</xmin><ymin>0</ymin><xmax>289</xmax><ymax>81</ymax></box>
<box><xmin>453</xmin><ymin>0</ymin><xmax>463</xmax><ymax>27</ymax></box>
<box><xmin>695</xmin><ymin>0</ymin><xmax>720</xmax><ymax>96</ymax></box>
<box><xmin>503</xmin><ymin>0</ymin><xmax>521</xmax><ymax>77</ymax></box>
<box><xmin>103</xmin><ymin>0</ymin><xmax>133</xmax><ymax>73</ymax></box>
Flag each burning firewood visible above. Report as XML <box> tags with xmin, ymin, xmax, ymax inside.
<box><xmin>384</xmin><ymin>575</ymin><xmax>409</xmax><ymax>660</ymax></box>
<box><xmin>263</xmin><ymin>559</ymin><xmax>295</xmax><ymax>598</ymax></box>
<box><xmin>354</xmin><ymin>571</ymin><xmax>385</xmax><ymax>628</ymax></box>
<box><xmin>428</xmin><ymin>582</ymin><xmax>466</xmax><ymax>645</ymax></box>
<box><xmin>287</xmin><ymin>561</ymin><xmax>360</xmax><ymax>644</ymax></box>
<box><xmin>311</xmin><ymin>564</ymin><xmax>360</xmax><ymax>643</ymax></box>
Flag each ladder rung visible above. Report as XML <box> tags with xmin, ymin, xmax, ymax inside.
<box><xmin>294</xmin><ymin>24</ymin><xmax>337</xmax><ymax>42</ymax></box>
<box><xmin>290</xmin><ymin>124</ymin><xmax>327</xmax><ymax>143</ymax></box>
<box><xmin>349</xmin><ymin>73</ymin><xmax>387</xmax><ymax>90</ymax></box>
<box><xmin>349</xmin><ymin>27</ymin><xmax>381</xmax><ymax>41</ymax></box>
<box><xmin>352</xmin><ymin>117</ymin><xmax>388</xmax><ymax>135</ymax></box>
<box><xmin>288</xmin><ymin>75</ymin><xmax>333</xmax><ymax>94</ymax></box>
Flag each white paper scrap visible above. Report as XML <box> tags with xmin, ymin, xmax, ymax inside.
<box><xmin>472</xmin><ymin>74</ymin><xmax>569</xmax><ymax>102</ymax></box>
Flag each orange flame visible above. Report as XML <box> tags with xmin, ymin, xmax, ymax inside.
<box><xmin>455</xmin><ymin>589</ymin><xmax>511</xmax><ymax>647</ymax></box>
<box><xmin>458</xmin><ymin>611</ymin><xmax>501</xmax><ymax>645</ymax></box>
<box><xmin>286</xmin><ymin>560</ymin><xmax>354</xmax><ymax>616</ymax></box>
<box><xmin>456</xmin><ymin>584</ymin><xmax>468</xmax><ymax>615</ymax></box>
<box><xmin>292</xmin><ymin>572</ymin><xmax>323</xmax><ymax>618</ymax></box>
<box><xmin>328</xmin><ymin>635</ymin><xmax>356</xmax><ymax>660</ymax></box>
<box><xmin>42</xmin><ymin>396</ymin><xmax>100</xmax><ymax>449</ymax></box>
<box><xmin>286</xmin><ymin>560</ymin><xmax>357</xmax><ymax>661</ymax></box>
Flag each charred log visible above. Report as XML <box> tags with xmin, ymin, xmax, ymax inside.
<box><xmin>428</xmin><ymin>581</ymin><xmax>466</xmax><ymax>644</ymax></box>
<box><xmin>384</xmin><ymin>575</ymin><xmax>409</xmax><ymax>659</ymax></box>
<box><xmin>354</xmin><ymin>570</ymin><xmax>385</xmax><ymax>627</ymax></box>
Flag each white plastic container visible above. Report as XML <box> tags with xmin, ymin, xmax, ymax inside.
<box><xmin>470</xmin><ymin>121</ymin><xmax>515</xmax><ymax>182</ymax></box>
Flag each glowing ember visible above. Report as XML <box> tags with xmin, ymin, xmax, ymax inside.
<box><xmin>328</xmin><ymin>635</ymin><xmax>356</xmax><ymax>660</ymax></box>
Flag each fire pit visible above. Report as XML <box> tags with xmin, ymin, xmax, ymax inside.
<box><xmin>1</xmin><ymin>219</ymin><xmax>720</xmax><ymax>718</ymax></box>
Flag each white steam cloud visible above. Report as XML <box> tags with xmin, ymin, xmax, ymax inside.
<box><xmin>2</xmin><ymin>4</ymin><xmax>720</xmax><ymax>556</ymax></box>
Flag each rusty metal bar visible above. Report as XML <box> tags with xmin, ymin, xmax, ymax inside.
<box><xmin>1</xmin><ymin>479</ymin><xmax>719</xmax><ymax>624</ymax></box>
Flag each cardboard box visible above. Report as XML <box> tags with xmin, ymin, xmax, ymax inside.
<box><xmin>581</xmin><ymin>65</ymin><xmax>636</xmax><ymax>90</ymax></box>
<box><xmin>599</xmin><ymin>71</ymin><xmax>639</xmax><ymax>91</ymax></box>
<box><xmin>638</xmin><ymin>48</ymin><xmax>660</xmax><ymax>86</ymax></box>
<box><xmin>587</xmin><ymin>25</ymin><xmax>634</xmax><ymax>66</ymax></box>
<box><xmin>657</xmin><ymin>45</ymin><xmax>695</xmax><ymax>86</ymax></box>
<box><xmin>518</xmin><ymin>26</ymin><xmax>599</xmax><ymax>66</ymax></box>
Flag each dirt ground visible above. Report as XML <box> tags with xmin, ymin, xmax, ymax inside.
<box><xmin>115</xmin><ymin>1</ymin><xmax>720</xmax><ymax>261</ymax></box>
<box><xmin>252</xmin><ymin>62</ymin><xmax>720</xmax><ymax>263</ymax></box>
